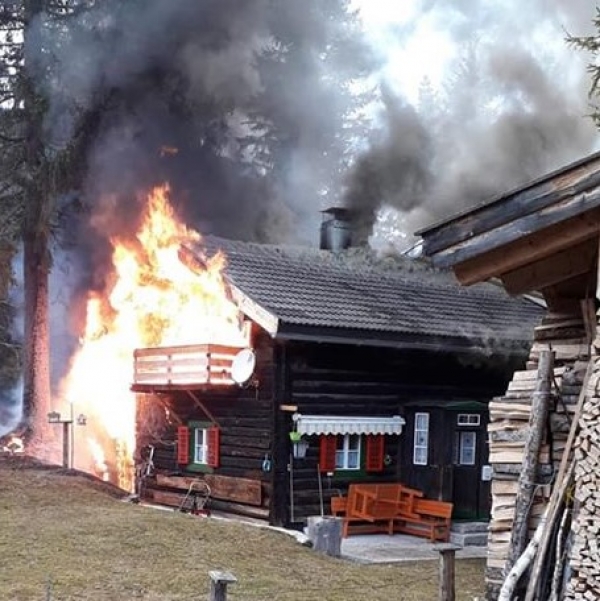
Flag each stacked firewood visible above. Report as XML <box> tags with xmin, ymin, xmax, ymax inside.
<box><xmin>565</xmin><ymin>352</ymin><xmax>600</xmax><ymax>600</ymax></box>
<box><xmin>485</xmin><ymin>312</ymin><xmax>589</xmax><ymax>599</ymax></box>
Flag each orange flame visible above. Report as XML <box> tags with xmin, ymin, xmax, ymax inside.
<box><xmin>57</xmin><ymin>184</ymin><xmax>247</xmax><ymax>490</ymax></box>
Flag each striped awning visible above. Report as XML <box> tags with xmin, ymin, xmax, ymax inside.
<box><xmin>293</xmin><ymin>414</ymin><xmax>405</xmax><ymax>436</ymax></box>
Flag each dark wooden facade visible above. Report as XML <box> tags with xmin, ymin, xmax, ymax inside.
<box><xmin>135</xmin><ymin>323</ymin><xmax>523</xmax><ymax>526</ymax></box>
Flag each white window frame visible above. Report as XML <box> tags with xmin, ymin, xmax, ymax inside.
<box><xmin>458</xmin><ymin>431</ymin><xmax>477</xmax><ymax>466</ymax></box>
<box><xmin>335</xmin><ymin>434</ymin><xmax>361</xmax><ymax>470</ymax></box>
<box><xmin>457</xmin><ymin>413</ymin><xmax>481</xmax><ymax>426</ymax></box>
<box><xmin>413</xmin><ymin>412</ymin><xmax>429</xmax><ymax>466</ymax></box>
<box><xmin>193</xmin><ymin>427</ymin><xmax>209</xmax><ymax>465</ymax></box>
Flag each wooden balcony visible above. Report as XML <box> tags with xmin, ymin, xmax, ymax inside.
<box><xmin>131</xmin><ymin>344</ymin><xmax>242</xmax><ymax>391</ymax></box>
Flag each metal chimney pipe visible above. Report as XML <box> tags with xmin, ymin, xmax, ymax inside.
<box><xmin>319</xmin><ymin>207</ymin><xmax>353</xmax><ymax>252</ymax></box>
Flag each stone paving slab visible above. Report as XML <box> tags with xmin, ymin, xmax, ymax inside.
<box><xmin>341</xmin><ymin>533</ymin><xmax>487</xmax><ymax>563</ymax></box>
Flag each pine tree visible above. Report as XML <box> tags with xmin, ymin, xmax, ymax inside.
<box><xmin>567</xmin><ymin>8</ymin><xmax>600</xmax><ymax>125</ymax></box>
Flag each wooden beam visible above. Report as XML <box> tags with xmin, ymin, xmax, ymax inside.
<box><xmin>422</xmin><ymin>159</ymin><xmax>600</xmax><ymax>256</ymax></box>
<box><xmin>454</xmin><ymin>209</ymin><xmax>600</xmax><ymax>286</ymax></box>
<box><xmin>435</xmin><ymin>187</ymin><xmax>600</xmax><ymax>269</ymax></box>
<box><xmin>187</xmin><ymin>390</ymin><xmax>220</xmax><ymax>427</ymax></box>
<box><xmin>501</xmin><ymin>239</ymin><xmax>597</xmax><ymax>295</ymax></box>
<box><xmin>148</xmin><ymin>393</ymin><xmax>184</xmax><ymax>425</ymax></box>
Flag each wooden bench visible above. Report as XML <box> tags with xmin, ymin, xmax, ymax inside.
<box><xmin>330</xmin><ymin>495</ymin><xmax>347</xmax><ymax>516</ymax></box>
<box><xmin>391</xmin><ymin>498</ymin><xmax>453</xmax><ymax>542</ymax></box>
<box><xmin>337</xmin><ymin>483</ymin><xmax>424</xmax><ymax>538</ymax></box>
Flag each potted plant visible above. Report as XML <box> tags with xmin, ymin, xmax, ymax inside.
<box><xmin>289</xmin><ymin>431</ymin><xmax>302</xmax><ymax>443</ymax></box>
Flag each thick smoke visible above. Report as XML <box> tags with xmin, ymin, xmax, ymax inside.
<box><xmin>345</xmin><ymin>0</ymin><xmax>599</xmax><ymax>242</ymax></box>
<box><xmin>28</xmin><ymin>0</ymin><xmax>370</xmax><ymax>249</ymax></box>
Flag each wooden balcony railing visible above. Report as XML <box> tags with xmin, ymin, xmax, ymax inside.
<box><xmin>132</xmin><ymin>344</ymin><xmax>243</xmax><ymax>389</ymax></box>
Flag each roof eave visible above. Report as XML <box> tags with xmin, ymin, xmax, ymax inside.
<box><xmin>273</xmin><ymin>322</ymin><xmax>532</xmax><ymax>357</ymax></box>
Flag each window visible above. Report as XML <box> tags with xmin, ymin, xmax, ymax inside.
<box><xmin>194</xmin><ymin>427</ymin><xmax>208</xmax><ymax>464</ymax></box>
<box><xmin>457</xmin><ymin>413</ymin><xmax>480</xmax><ymax>426</ymax></box>
<box><xmin>335</xmin><ymin>434</ymin><xmax>361</xmax><ymax>470</ymax></box>
<box><xmin>178</xmin><ymin>423</ymin><xmax>220</xmax><ymax>469</ymax></box>
<box><xmin>459</xmin><ymin>431</ymin><xmax>476</xmax><ymax>465</ymax></box>
<box><xmin>454</xmin><ymin>431</ymin><xmax>477</xmax><ymax>465</ymax></box>
<box><xmin>319</xmin><ymin>434</ymin><xmax>385</xmax><ymax>473</ymax></box>
<box><xmin>413</xmin><ymin>412</ymin><xmax>429</xmax><ymax>466</ymax></box>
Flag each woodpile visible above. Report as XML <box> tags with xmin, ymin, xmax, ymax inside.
<box><xmin>486</xmin><ymin>312</ymin><xmax>589</xmax><ymax>599</ymax></box>
<box><xmin>564</xmin><ymin>355</ymin><xmax>600</xmax><ymax>600</ymax></box>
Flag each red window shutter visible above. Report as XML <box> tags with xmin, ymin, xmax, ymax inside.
<box><xmin>177</xmin><ymin>426</ymin><xmax>190</xmax><ymax>464</ymax></box>
<box><xmin>366</xmin><ymin>435</ymin><xmax>384</xmax><ymax>472</ymax></box>
<box><xmin>206</xmin><ymin>426</ymin><xmax>220</xmax><ymax>468</ymax></box>
<box><xmin>319</xmin><ymin>435</ymin><xmax>337</xmax><ymax>472</ymax></box>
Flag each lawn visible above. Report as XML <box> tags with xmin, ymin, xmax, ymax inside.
<box><xmin>0</xmin><ymin>456</ymin><xmax>485</xmax><ymax>601</ymax></box>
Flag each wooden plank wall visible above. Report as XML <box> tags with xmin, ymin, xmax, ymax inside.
<box><xmin>485</xmin><ymin>311</ymin><xmax>589</xmax><ymax>599</ymax></box>
<box><xmin>283</xmin><ymin>342</ymin><xmax>512</xmax><ymax>524</ymax></box>
<box><xmin>136</xmin><ymin>328</ymin><xmax>275</xmax><ymax>520</ymax></box>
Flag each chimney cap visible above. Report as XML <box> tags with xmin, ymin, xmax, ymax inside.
<box><xmin>321</xmin><ymin>206</ymin><xmax>353</xmax><ymax>221</ymax></box>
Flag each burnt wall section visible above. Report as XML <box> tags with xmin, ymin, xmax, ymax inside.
<box><xmin>135</xmin><ymin>328</ymin><xmax>276</xmax><ymax>520</ymax></box>
<box><xmin>281</xmin><ymin>341</ymin><xmax>516</xmax><ymax>525</ymax></box>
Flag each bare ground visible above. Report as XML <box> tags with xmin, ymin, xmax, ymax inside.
<box><xmin>0</xmin><ymin>455</ymin><xmax>486</xmax><ymax>601</ymax></box>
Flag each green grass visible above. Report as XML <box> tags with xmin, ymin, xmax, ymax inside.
<box><xmin>0</xmin><ymin>456</ymin><xmax>485</xmax><ymax>600</ymax></box>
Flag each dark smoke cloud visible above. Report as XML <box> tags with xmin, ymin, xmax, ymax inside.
<box><xmin>344</xmin><ymin>0</ymin><xmax>599</xmax><ymax>242</ymax></box>
<box><xmin>28</xmin><ymin>0</ymin><xmax>371</xmax><ymax>251</ymax></box>
<box><xmin>345</xmin><ymin>86</ymin><xmax>432</xmax><ymax>243</ymax></box>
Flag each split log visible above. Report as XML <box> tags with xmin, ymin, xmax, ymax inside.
<box><xmin>505</xmin><ymin>350</ymin><xmax>554</xmax><ymax>577</ymax></box>
<box><xmin>523</xmin><ymin>360</ymin><xmax>593</xmax><ymax>601</ymax></box>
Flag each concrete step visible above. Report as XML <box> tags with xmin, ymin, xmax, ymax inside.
<box><xmin>450</xmin><ymin>521</ymin><xmax>489</xmax><ymax>534</ymax></box>
<box><xmin>450</xmin><ymin>531</ymin><xmax>489</xmax><ymax>547</ymax></box>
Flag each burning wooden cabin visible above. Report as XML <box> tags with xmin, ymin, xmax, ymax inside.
<box><xmin>417</xmin><ymin>149</ymin><xmax>600</xmax><ymax>600</ymax></box>
<box><xmin>132</xmin><ymin>214</ymin><xmax>543</xmax><ymax>528</ymax></box>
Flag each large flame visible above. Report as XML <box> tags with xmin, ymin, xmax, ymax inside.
<box><xmin>57</xmin><ymin>184</ymin><xmax>247</xmax><ymax>489</ymax></box>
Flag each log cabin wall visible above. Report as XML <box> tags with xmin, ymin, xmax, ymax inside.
<box><xmin>280</xmin><ymin>340</ymin><xmax>517</xmax><ymax>526</ymax></box>
<box><xmin>485</xmin><ymin>310</ymin><xmax>589</xmax><ymax>600</ymax></box>
<box><xmin>135</xmin><ymin>327</ymin><xmax>276</xmax><ymax>521</ymax></box>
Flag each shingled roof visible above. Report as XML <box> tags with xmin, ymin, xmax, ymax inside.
<box><xmin>193</xmin><ymin>236</ymin><xmax>544</xmax><ymax>355</ymax></box>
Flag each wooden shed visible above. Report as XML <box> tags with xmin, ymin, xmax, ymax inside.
<box><xmin>132</xmin><ymin>234</ymin><xmax>542</xmax><ymax>528</ymax></box>
<box><xmin>417</xmin><ymin>150</ymin><xmax>600</xmax><ymax>600</ymax></box>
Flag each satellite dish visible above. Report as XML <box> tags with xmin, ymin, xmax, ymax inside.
<box><xmin>231</xmin><ymin>348</ymin><xmax>256</xmax><ymax>385</ymax></box>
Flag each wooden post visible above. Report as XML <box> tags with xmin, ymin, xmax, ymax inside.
<box><xmin>435</xmin><ymin>543</ymin><xmax>460</xmax><ymax>601</ymax></box>
<box><xmin>208</xmin><ymin>571</ymin><xmax>236</xmax><ymax>601</ymax></box>
<box><xmin>62</xmin><ymin>421</ymin><xmax>70</xmax><ymax>468</ymax></box>
<box><xmin>505</xmin><ymin>350</ymin><xmax>554</xmax><ymax>576</ymax></box>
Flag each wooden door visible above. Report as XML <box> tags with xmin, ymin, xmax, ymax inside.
<box><xmin>400</xmin><ymin>409</ymin><xmax>449</xmax><ymax>501</ymax></box>
<box><xmin>450</xmin><ymin>411</ymin><xmax>491</xmax><ymax>520</ymax></box>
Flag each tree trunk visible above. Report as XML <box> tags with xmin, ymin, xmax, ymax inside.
<box><xmin>22</xmin><ymin>224</ymin><xmax>52</xmax><ymax>444</ymax></box>
<box><xmin>20</xmin><ymin>0</ymin><xmax>54</xmax><ymax>455</ymax></box>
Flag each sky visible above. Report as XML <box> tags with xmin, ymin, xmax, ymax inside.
<box><xmin>351</xmin><ymin>0</ymin><xmax>593</xmax><ymax>104</ymax></box>
<box><xmin>351</xmin><ymin>0</ymin><xmax>457</xmax><ymax>104</ymax></box>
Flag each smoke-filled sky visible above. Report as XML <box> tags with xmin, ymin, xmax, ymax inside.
<box><xmin>28</xmin><ymin>0</ymin><xmax>600</xmax><ymax>252</ymax></box>
<box><xmin>348</xmin><ymin>0</ymin><xmax>599</xmax><ymax>245</ymax></box>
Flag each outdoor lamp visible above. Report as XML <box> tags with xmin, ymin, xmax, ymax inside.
<box><xmin>47</xmin><ymin>411</ymin><xmax>61</xmax><ymax>423</ymax></box>
<box><xmin>292</xmin><ymin>437</ymin><xmax>309</xmax><ymax>459</ymax></box>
